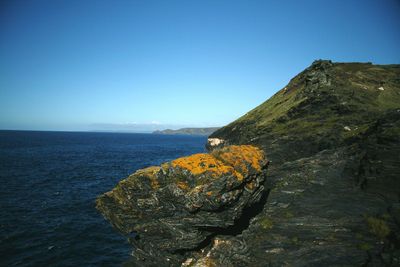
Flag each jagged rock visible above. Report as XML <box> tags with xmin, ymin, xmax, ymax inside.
<box><xmin>304</xmin><ymin>59</ymin><xmax>333</xmax><ymax>91</ymax></box>
<box><xmin>96</xmin><ymin>145</ymin><xmax>268</xmax><ymax>266</ymax></box>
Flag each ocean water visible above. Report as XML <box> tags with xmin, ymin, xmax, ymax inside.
<box><xmin>0</xmin><ymin>131</ymin><xmax>207</xmax><ymax>266</ymax></box>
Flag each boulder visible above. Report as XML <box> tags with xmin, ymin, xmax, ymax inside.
<box><xmin>96</xmin><ymin>145</ymin><xmax>268</xmax><ymax>266</ymax></box>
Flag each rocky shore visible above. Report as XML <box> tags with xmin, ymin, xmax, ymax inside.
<box><xmin>97</xmin><ymin>145</ymin><xmax>269</xmax><ymax>266</ymax></box>
<box><xmin>97</xmin><ymin>60</ymin><xmax>400</xmax><ymax>266</ymax></box>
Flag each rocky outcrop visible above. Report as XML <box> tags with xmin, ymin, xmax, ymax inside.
<box><xmin>96</xmin><ymin>145</ymin><xmax>268</xmax><ymax>266</ymax></box>
<box><xmin>97</xmin><ymin>60</ymin><xmax>400</xmax><ymax>266</ymax></box>
<box><xmin>186</xmin><ymin>110</ymin><xmax>400</xmax><ymax>267</ymax></box>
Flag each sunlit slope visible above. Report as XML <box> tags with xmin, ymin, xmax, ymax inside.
<box><xmin>210</xmin><ymin>60</ymin><xmax>400</xmax><ymax>162</ymax></box>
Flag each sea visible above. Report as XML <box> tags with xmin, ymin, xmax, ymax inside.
<box><xmin>0</xmin><ymin>131</ymin><xmax>207</xmax><ymax>266</ymax></box>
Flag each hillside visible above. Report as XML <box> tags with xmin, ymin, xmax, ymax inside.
<box><xmin>153</xmin><ymin>127</ymin><xmax>219</xmax><ymax>136</ymax></box>
<box><xmin>209</xmin><ymin>60</ymin><xmax>400</xmax><ymax>162</ymax></box>
<box><xmin>205</xmin><ymin>60</ymin><xmax>400</xmax><ymax>266</ymax></box>
<box><xmin>98</xmin><ymin>60</ymin><xmax>400</xmax><ymax>266</ymax></box>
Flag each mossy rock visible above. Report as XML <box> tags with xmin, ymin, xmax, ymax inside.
<box><xmin>259</xmin><ymin>217</ymin><xmax>274</xmax><ymax>230</ymax></box>
<box><xmin>366</xmin><ymin>217</ymin><xmax>391</xmax><ymax>239</ymax></box>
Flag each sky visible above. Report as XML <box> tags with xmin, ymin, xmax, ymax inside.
<box><xmin>0</xmin><ymin>0</ymin><xmax>399</xmax><ymax>132</ymax></box>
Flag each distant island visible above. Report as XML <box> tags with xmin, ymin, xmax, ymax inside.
<box><xmin>152</xmin><ymin>127</ymin><xmax>220</xmax><ymax>136</ymax></box>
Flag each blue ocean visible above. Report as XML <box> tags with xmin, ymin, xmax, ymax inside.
<box><xmin>0</xmin><ymin>131</ymin><xmax>207</xmax><ymax>266</ymax></box>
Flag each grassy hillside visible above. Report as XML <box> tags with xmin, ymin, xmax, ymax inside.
<box><xmin>210</xmin><ymin>60</ymin><xmax>400</xmax><ymax>162</ymax></box>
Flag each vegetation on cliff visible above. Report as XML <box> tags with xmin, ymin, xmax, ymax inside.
<box><xmin>210</xmin><ymin>60</ymin><xmax>400</xmax><ymax>162</ymax></box>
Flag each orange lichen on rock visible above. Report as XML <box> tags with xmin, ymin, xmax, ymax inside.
<box><xmin>171</xmin><ymin>153</ymin><xmax>235</xmax><ymax>176</ymax></box>
<box><xmin>177</xmin><ymin>181</ymin><xmax>190</xmax><ymax>191</ymax></box>
<box><xmin>245</xmin><ymin>180</ymin><xmax>255</xmax><ymax>190</ymax></box>
<box><xmin>135</xmin><ymin>166</ymin><xmax>161</xmax><ymax>189</ymax></box>
<box><xmin>213</xmin><ymin>145</ymin><xmax>264</xmax><ymax>174</ymax></box>
<box><xmin>171</xmin><ymin>145</ymin><xmax>265</xmax><ymax>181</ymax></box>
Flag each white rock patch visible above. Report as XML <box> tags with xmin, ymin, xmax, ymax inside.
<box><xmin>265</xmin><ymin>248</ymin><xmax>284</xmax><ymax>254</ymax></box>
<box><xmin>207</xmin><ymin>138</ymin><xmax>224</xmax><ymax>147</ymax></box>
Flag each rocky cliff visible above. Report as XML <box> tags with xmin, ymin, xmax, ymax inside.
<box><xmin>97</xmin><ymin>60</ymin><xmax>400</xmax><ymax>266</ymax></box>
<box><xmin>97</xmin><ymin>145</ymin><xmax>269</xmax><ymax>266</ymax></box>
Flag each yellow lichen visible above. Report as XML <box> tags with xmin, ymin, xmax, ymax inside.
<box><xmin>177</xmin><ymin>181</ymin><xmax>190</xmax><ymax>190</ymax></box>
<box><xmin>135</xmin><ymin>166</ymin><xmax>161</xmax><ymax>189</ymax></box>
<box><xmin>171</xmin><ymin>145</ymin><xmax>265</xmax><ymax>181</ymax></box>
<box><xmin>212</xmin><ymin>145</ymin><xmax>265</xmax><ymax>179</ymax></box>
<box><xmin>245</xmin><ymin>180</ymin><xmax>256</xmax><ymax>190</ymax></box>
<box><xmin>171</xmin><ymin>153</ymin><xmax>237</xmax><ymax>177</ymax></box>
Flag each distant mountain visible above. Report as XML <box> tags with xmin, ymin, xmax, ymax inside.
<box><xmin>153</xmin><ymin>127</ymin><xmax>220</xmax><ymax>136</ymax></box>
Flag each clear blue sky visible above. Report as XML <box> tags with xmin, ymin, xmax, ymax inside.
<box><xmin>1</xmin><ymin>0</ymin><xmax>399</xmax><ymax>132</ymax></box>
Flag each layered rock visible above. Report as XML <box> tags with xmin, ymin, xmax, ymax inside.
<box><xmin>96</xmin><ymin>145</ymin><xmax>268</xmax><ymax>266</ymax></box>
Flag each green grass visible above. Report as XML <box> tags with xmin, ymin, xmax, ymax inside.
<box><xmin>211</xmin><ymin>62</ymin><xmax>400</xmax><ymax>155</ymax></box>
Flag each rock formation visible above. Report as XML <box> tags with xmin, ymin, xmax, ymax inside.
<box><xmin>98</xmin><ymin>60</ymin><xmax>400</xmax><ymax>266</ymax></box>
<box><xmin>96</xmin><ymin>145</ymin><xmax>268</xmax><ymax>266</ymax></box>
